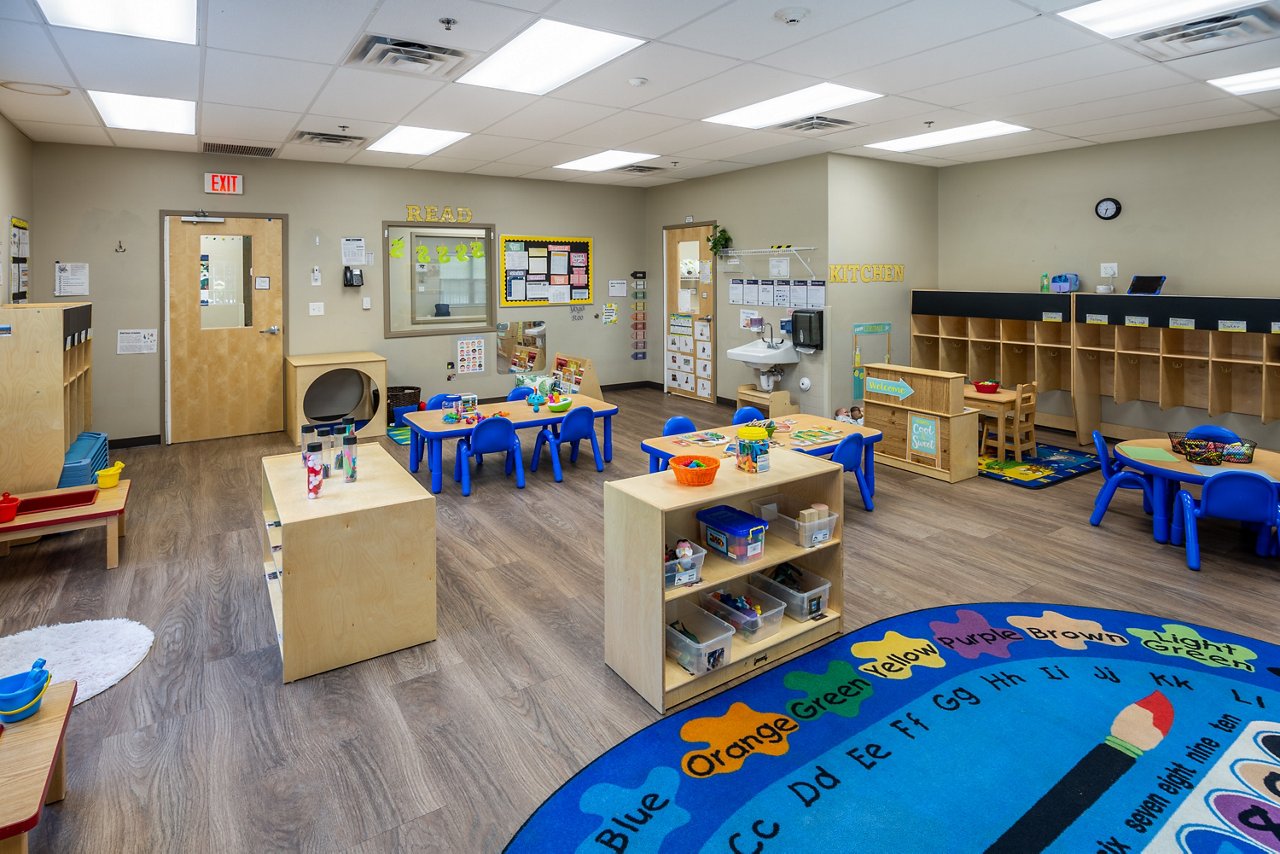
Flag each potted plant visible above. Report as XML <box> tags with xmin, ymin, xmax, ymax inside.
<box><xmin>707</xmin><ymin>226</ymin><xmax>732</xmax><ymax>256</ymax></box>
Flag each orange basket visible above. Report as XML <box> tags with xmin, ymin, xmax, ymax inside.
<box><xmin>670</xmin><ymin>455</ymin><xmax>720</xmax><ymax>486</ymax></box>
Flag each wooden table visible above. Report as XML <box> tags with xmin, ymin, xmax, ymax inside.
<box><xmin>0</xmin><ymin>482</ymin><xmax>130</xmax><ymax>569</ymax></box>
<box><xmin>404</xmin><ymin>395</ymin><xmax>619</xmax><ymax>494</ymax></box>
<box><xmin>1115</xmin><ymin>438</ymin><xmax>1280</xmax><ymax>543</ymax></box>
<box><xmin>639</xmin><ymin>414</ymin><xmax>882</xmax><ymax>508</ymax></box>
<box><xmin>964</xmin><ymin>384</ymin><xmax>1018</xmax><ymax>458</ymax></box>
<box><xmin>0</xmin><ymin>681</ymin><xmax>76</xmax><ymax>854</ymax></box>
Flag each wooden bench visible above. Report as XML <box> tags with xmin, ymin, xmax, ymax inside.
<box><xmin>0</xmin><ymin>482</ymin><xmax>130</xmax><ymax>569</ymax></box>
<box><xmin>0</xmin><ymin>681</ymin><xmax>77</xmax><ymax>854</ymax></box>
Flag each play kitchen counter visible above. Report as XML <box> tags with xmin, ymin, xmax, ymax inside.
<box><xmin>604</xmin><ymin>450</ymin><xmax>844</xmax><ymax>713</ymax></box>
<box><xmin>863</xmin><ymin>363</ymin><xmax>979</xmax><ymax>483</ymax></box>
<box><xmin>260</xmin><ymin>442</ymin><xmax>435</xmax><ymax>682</ymax></box>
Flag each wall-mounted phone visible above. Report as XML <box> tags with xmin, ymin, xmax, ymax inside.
<box><xmin>343</xmin><ymin>266</ymin><xmax>364</xmax><ymax>287</ymax></box>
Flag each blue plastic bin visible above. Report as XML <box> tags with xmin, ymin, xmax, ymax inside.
<box><xmin>59</xmin><ymin>431</ymin><xmax>109</xmax><ymax>488</ymax></box>
<box><xmin>696</xmin><ymin>505</ymin><xmax>768</xmax><ymax>562</ymax></box>
<box><xmin>0</xmin><ymin>658</ymin><xmax>51</xmax><ymax>724</ymax></box>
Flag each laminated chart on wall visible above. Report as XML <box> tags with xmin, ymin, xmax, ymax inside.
<box><xmin>456</xmin><ymin>336</ymin><xmax>485</xmax><ymax>374</ymax></box>
<box><xmin>631</xmin><ymin>271</ymin><xmax>647</xmax><ymax>360</ymax></box>
<box><xmin>500</xmin><ymin>235</ymin><xmax>592</xmax><ymax>306</ymax></box>
<box><xmin>9</xmin><ymin>217</ymin><xmax>29</xmax><ymax>303</ymax></box>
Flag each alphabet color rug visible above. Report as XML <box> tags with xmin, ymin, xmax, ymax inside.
<box><xmin>506</xmin><ymin>603</ymin><xmax>1280</xmax><ymax>853</ymax></box>
<box><xmin>0</xmin><ymin>618</ymin><xmax>154</xmax><ymax>705</ymax></box>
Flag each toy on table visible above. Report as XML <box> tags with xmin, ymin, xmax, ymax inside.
<box><xmin>0</xmin><ymin>658</ymin><xmax>51</xmax><ymax>724</ymax></box>
<box><xmin>526</xmin><ymin>393</ymin><xmax>547</xmax><ymax>412</ymax></box>
<box><xmin>835</xmin><ymin>406</ymin><xmax>864</xmax><ymax>426</ymax></box>
<box><xmin>443</xmin><ymin>411</ymin><xmax>461</xmax><ymax>423</ymax></box>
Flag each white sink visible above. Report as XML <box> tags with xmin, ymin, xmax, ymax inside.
<box><xmin>726</xmin><ymin>338</ymin><xmax>799</xmax><ymax>371</ymax></box>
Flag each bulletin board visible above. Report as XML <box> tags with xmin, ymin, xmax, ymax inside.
<box><xmin>500</xmin><ymin>235</ymin><xmax>592</xmax><ymax>307</ymax></box>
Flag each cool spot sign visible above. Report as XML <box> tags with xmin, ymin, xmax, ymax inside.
<box><xmin>909</xmin><ymin>413</ymin><xmax>939</xmax><ymax>464</ymax></box>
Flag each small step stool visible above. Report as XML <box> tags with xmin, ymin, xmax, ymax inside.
<box><xmin>736</xmin><ymin>385</ymin><xmax>800</xmax><ymax>418</ymax></box>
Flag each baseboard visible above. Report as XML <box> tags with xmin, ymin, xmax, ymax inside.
<box><xmin>109</xmin><ymin>435</ymin><xmax>161</xmax><ymax>449</ymax></box>
<box><xmin>602</xmin><ymin>380</ymin><xmax>663</xmax><ymax>392</ymax></box>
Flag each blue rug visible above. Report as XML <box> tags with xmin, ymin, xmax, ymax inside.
<box><xmin>387</xmin><ymin>426</ymin><xmax>411</xmax><ymax>446</ymax></box>
<box><xmin>978</xmin><ymin>442</ymin><xmax>1101</xmax><ymax>489</ymax></box>
<box><xmin>506</xmin><ymin>603</ymin><xmax>1280</xmax><ymax>853</ymax></box>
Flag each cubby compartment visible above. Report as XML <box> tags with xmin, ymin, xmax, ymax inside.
<box><xmin>969</xmin><ymin>317</ymin><xmax>999</xmax><ymax>341</ymax></box>
<box><xmin>912</xmin><ymin>315</ymin><xmax>939</xmax><ymax>336</ymax></box>
<box><xmin>1114</xmin><ymin>354</ymin><xmax>1160</xmax><ymax>404</ymax></box>
<box><xmin>911</xmin><ymin>335</ymin><xmax>940</xmax><ymax>370</ymax></box>
<box><xmin>1266</xmin><ymin>336</ymin><xmax>1280</xmax><ymax>364</ymax></box>
<box><xmin>1265</xmin><ymin>366</ymin><xmax>1280</xmax><ymax>424</ymax></box>
<box><xmin>969</xmin><ymin>340</ymin><xmax>1000</xmax><ymax>383</ymax></box>
<box><xmin>940</xmin><ymin>316</ymin><xmax>968</xmax><ymax>339</ymax></box>
<box><xmin>1160</xmin><ymin>357</ymin><xmax>1209</xmax><ymax>411</ymax></box>
<box><xmin>1001</xmin><ymin>343</ymin><xmax>1034</xmax><ymax>387</ymax></box>
<box><xmin>1115</xmin><ymin>326</ymin><xmax>1161</xmax><ymax>354</ymax></box>
<box><xmin>940</xmin><ymin>338</ymin><xmax>969</xmax><ymax>374</ymax></box>
<box><xmin>1162</xmin><ymin>328</ymin><xmax>1209</xmax><ymax>358</ymax></box>
<box><xmin>1074</xmin><ymin>323</ymin><xmax>1113</xmax><ymax>350</ymax></box>
<box><xmin>1035</xmin><ymin>321</ymin><xmax>1070</xmax><ymax>346</ymax></box>
<box><xmin>1208</xmin><ymin>361</ymin><xmax>1263</xmax><ymax>417</ymax></box>
<box><xmin>1000</xmin><ymin>319</ymin><xmax>1032</xmax><ymax>343</ymax></box>
<box><xmin>1075</xmin><ymin>349</ymin><xmax>1115</xmax><ymax>399</ymax></box>
<box><xmin>1211</xmin><ymin>331</ymin><xmax>1263</xmax><ymax>362</ymax></box>
<box><xmin>1035</xmin><ymin>346</ymin><xmax>1071</xmax><ymax>392</ymax></box>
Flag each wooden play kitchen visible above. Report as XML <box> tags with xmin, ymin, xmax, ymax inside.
<box><xmin>862</xmin><ymin>363</ymin><xmax>979</xmax><ymax>482</ymax></box>
<box><xmin>260</xmin><ymin>442</ymin><xmax>435</xmax><ymax>682</ymax></box>
<box><xmin>0</xmin><ymin>681</ymin><xmax>77</xmax><ymax>854</ymax></box>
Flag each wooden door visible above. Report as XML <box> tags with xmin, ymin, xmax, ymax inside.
<box><xmin>165</xmin><ymin>214</ymin><xmax>285</xmax><ymax>443</ymax></box>
<box><xmin>663</xmin><ymin>223</ymin><xmax>716</xmax><ymax>403</ymax></box>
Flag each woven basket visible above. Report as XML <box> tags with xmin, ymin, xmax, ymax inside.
<box><xmin>386</xmin><ymin>385</ymin><xmax>421</xmax><ymax>425</ymax></box>
<box><xmin>670</xmin><ymin>455</ymin><xmax>720</xmax><ymax>486</ymax></box>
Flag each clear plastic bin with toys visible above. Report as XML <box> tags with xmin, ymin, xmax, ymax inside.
<box><xmin>749</xmin><ymin>493</ymin><xmax>838</xmax><ymax>548</ymax></box>
<box><xmin>695</xmin><ymin>504</ymin><xmax>768</xmax><ymax>562</ymax></box>
<box><xmin>751</xmin><ymin>563</ymin><xmax>831</xmax><ymax>621</ymax></box>
<box><xmin>665</xmin><ymin>601</ymin><xmax>734</xmax><ymax>676</ymax></box>
<box><xmin>699</xmin><ymin>580</ymin><xmax>785</xmax><ymax>644</ymax></box>
<box><xmin>663</xmin><ymin>539</ymin><xmax>706</xmax><ymax>589</ymax></box>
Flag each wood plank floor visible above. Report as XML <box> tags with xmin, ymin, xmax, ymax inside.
<box><xmin>2</xmin><ymin>387</ymin><xmax>1277</xmax><ymax>852</ymax></box>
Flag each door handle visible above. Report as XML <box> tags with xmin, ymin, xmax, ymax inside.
<box><xmin>259</xmin><ymin>325</ymin><xmax>280</xmax><ymax>335</ymax></box>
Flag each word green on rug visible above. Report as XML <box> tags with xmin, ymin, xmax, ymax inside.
<box><xmin>978</xmin><ymin>442</ymin><xmax>1100</xmax><ymax>489</ymax></box>
<box><xmin>507</xmin><ymin>603</ymin><xmax>1280</xmax><ymax>853</ymax></box>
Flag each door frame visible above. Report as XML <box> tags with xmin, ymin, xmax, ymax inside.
<box><xmin>160</xmin><ymin>210</ymin><xmax>289</xmax><ymax>443</ymax></box>
<box><xmin>662</xmin><ymin>220</ymin><xmax>718</xmax><ymax>402</ymax></box>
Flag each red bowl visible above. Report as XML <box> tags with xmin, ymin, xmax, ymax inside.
<box><xmin>973</xmin><ymin>381</ymin><xmax>999</xmax><ymax>394</ymax></box>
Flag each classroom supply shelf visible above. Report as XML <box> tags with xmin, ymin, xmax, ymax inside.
<box><xmin>604</xmin><ymin>450</ymin><xmax>844</xmax><ymax>714</ymax></box>
<box><xmin>259</xmin><ymin>442</ymin><xmax>436</xmax><ymax>682</ymax></box>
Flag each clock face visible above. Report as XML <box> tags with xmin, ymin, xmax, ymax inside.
<box><xmin>1095</xmin><ymin>197</ymin><xmax>1121</xmax><ymax>220</ymax></box>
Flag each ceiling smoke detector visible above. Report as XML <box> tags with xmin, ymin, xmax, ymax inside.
<box><xmin>347</xmin><ymin>34</ymin><xmax>470</xmax><ymax>78</ymax></box>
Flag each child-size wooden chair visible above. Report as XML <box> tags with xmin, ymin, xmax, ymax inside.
<box><xmin>982</xmin><ymin>382</ymin><xmax>1037</xmax><ymax>461</ymax></box>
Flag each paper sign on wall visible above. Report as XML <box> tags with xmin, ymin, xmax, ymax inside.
<box><xmin>117</xmin><ymin>329</ymin><xmax>157</xmax><ymax>354</ymax></box>
<box><xmin>54</xmin><ymin>262</ymin><xmax>89</xmax><ymax>296</ymax></box>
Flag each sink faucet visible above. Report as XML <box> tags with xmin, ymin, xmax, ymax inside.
<box><xmin>761</xmin><ymin>322</ymin><xmax>778</xmax><ymax>349</ymax></box>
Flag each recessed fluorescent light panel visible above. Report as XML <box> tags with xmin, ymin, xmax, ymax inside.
<box><xmin>368</xmin><ymin>126</ymin><xmax>470</xmax><ymax>156</ymax></box>
<box><xmin>459</xmin><ymin>19</ymin><xmax>643</xmax><ymax>95</ymax></box>
<box><xmin>866</xmin><ymin>121</ymin><xmax>1029</xmax><ymax>152</ymax></box>
<box><xmin>36</xmin><ymin>0</ymin><xmax>197</xmax><ymax>44</ymax></box>
<box><xmin>1209</xmin><ymin>65</ymin><xmax>1280</xmax><ymax>95</ymax></box>
<box><xmin>88</xmin><ymin>90</ymin><xmax>195</xmax><ymax>134</ymax></box>
<box><xmin>555</xmin><ymin>150</ymin><xmax>658</xmax><ymax>171</ymax></box>
<box><xmin>1058</xmin><ymin>0</ymin><xmax>1256</xmax><ymax>39</ymax></box>
<box><xmin>704</xmin><ymin>82</ymin><xmax>883</xmax><ymax>129</ymax></box>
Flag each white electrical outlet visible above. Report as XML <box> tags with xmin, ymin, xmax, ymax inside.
<box><xmin>309</xmin><ymin>302</ymin><xmax>324</xmax><ymax>316</ymax></box>
<box><xmin>1100</xmin><ymin>262</ymin><xmax>1118</xmax><ymax>278</ymax></box>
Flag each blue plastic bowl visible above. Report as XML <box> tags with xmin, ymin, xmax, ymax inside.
<box><xmin>0</xmin><ymin>658</ymin><xmax>51</xmax><ymax>723</ymax></box>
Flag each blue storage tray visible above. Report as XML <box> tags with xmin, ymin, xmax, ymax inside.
<box><xmin>59</xmin><ymin>431</ymin><xmax>109</xmax><ymax>488</ymax></box>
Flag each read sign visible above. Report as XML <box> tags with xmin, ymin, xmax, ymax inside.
<box><xmin>204</xmin><ymin>172</ymin><xmax>243</xmax><ymax>194</ymax></box>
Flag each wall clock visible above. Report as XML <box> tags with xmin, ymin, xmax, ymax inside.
<box><xmin>1095</xmin><ymin>197</ymin><xmax>1121</xmax><ymax>220</ymax></box>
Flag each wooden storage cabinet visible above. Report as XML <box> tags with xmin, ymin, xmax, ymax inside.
<box><xmin>260</xmin><ymin>443</ymin><xmax>436</xmax><ymax>682</ymax></box>
<box><xmin>604</xmin><ymin>451</ymin><xmax>844</xmax><ymax>713</ymax></box>
<box><xmin>863</xmin><ymin>363</ymin><xmax>978</xmax><ymax>483</ymax></box>
<box><xmin>284</xmin><ymin>352</ymin><xmax>387</xmax><ymax>445</ymax></box>
<box><xmin>0</xmin><ymin>303</ymin><xmax>92</xmax><ymax>493</ymax></box>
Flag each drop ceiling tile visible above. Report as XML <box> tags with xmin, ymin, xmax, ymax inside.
<box><xmin>762</xmin><ymin>0</ymin><xmax>1037</xmax><ymax>79</ymax></box>
<box><xmin>1010</xmin><ymin>83</ymin><xmax>1235</xmax><ymax>128</ymax></box>
<box><xmin>551</xmin><ymin>42</ymin><xmax>738</xmax><ymax>109</ymax></box>
<box><xmin>726</xmin><ymin>137</ymin><xmax>845</xmax><ymax>166</ymax></box>
<box><xmin>345</xmin><ymin>149</ymin><xmax>425</xmax><ymax>168</ymax></box>
<box><xmin>662</xmin><ymin>0</ymin><xmax>899</xmax><ymax>62</ymax></box>
<box><xmin>675</xmin><ymin>129</ymin><xmax>802</xmax><ymax>160</ymax></box>
<box><xmin>0</xmin><ymin>0</ymin><xmax>40</xmax><ymax>22</ymax></box>
<box><xmin>627</xmin><ymin>120</ymin><xmax>750</xmax><ymax>154</ymax></box>
<box><xmin>816</xmin><ymin>107</ymin><xmax>990</xmax><ymax>148</ymax></box>
<box><xmin>0</xmin><ymin>87</ymin><xmax>98</xmax><ymax>123</ymax></box>
<box><xmin>666</xmin><ymin>160</ymin><xmax>753</xmax><ymax>179</ymax></box>
<box><xmin>502</xmin><ymin>140</ymin><xmax>601</xmax><ymax>166</ymax></box>
<box><xmin>944</xmin><ymin>137</ymin><xmax>1095</xmax><ymax>162</ymax></box>
<box><xmin>295</xmin><ymin>115</ymin><xmax>391</xmax><ymax>144</ymax></box>
<box><xmin>1079</xmin><ymin>110</ymin><xmax>1276</xmax><ymax>144</ymax></box>
<box><xmin>441</xmin><ymin>133</ymin><xmax>538</xmax><ymax>160</ymax></box>
<box><xmin>963</xmin><ymin>65</ymin><xmax>1189</xmax><ymax>118</ymax></box>
<box><xmin>0</xmin><ymin>21</ymin><xmax>74</xmax><ymax>86</ymax></box>
<box><xmin>1240</xmin><ymin>90</ymin><xmax>1280</xmax><ymax>110</ymax></box>
<box><xmin>482</xmin><ymin>98</ymin><xmax>617</xmax><ymax>141</ymax></box>
<box><xmin>203</xmin><ymin>51</ymin><xmax>332</xmax><ymax>113</ymax></box>
<box><xmin>839</xmin><ymin>148</ymin><xmax>962</xmax><ymax>167</ymax></box>
<box><xmin>367</xmin><ymin>0</ymin><xmax>533</xmax><ymax>53</ymax></box>
<box><xmin>566</xmin><ymin>171</ymin><xmax>648</xmax><ymax>185</ymax></box>
<box><xmin>207</xmin><ymin>0</ymin><xmax>380</xmax><ymax>64</ymax></box>
<box><xmin>1160</xmin><ymin>39</ymin><xmax>1280</xmax><ymax>82</ymax></box>
<box><xmin>912</xmin><ymin>128</ymin><xmax>1063</xmax><ymax>157</ymax></box>
<box><xmin>401</xmin><ymin>84</ymin><xmax>536</xmax><ymax>132</ymax></box>
<box><xmin>275</xmin><ymin>142</ymin><xmax>358</xmax><ymax>162</ymax></box>
<box><xmin>11</xmin><ymin>119</ymin><xmax>112</xmax><ymax>145</ymax></box>
<box><xmin>1050</xmin><ymin>97</ymin><xmax>1261</xmax><ymax>137</ymax></box>
<box><xmin>466</xmin><ymin>161</ymin><xmax>541</xmax><ymax>177</ymax></box>
<box><xmin>409</xmin><ymin>155</ymin><xmax>489</xmax><ymax>172</ymax></box>
<box><xmin>632</xmin><ymin>63</ymin><xmax>824</xmax><ymax>121</ymax></box>
<box><xmin>1013</xmin><ymin>0</ymin><xmax>1089</xmax><ymax>11</ymax></box>
<box><xmin>51</xmin><ymin>30</ymin><xmax>200</xmax><ymax>99</ymax></box>
<box><xmin>569</xmin><ymin>111</ymin><xmax>689</xmax><ymax>147</ymax></box>
<box><xmin>105</xmin><ymin>128</ymin><xmax>199</xmax><ymax>152</ymax></box>
<box><xmin>545</xmin><ymin>0</ymin><xmax>720</xmax><ymax>39</ymax></box>
<box><xmin>309</xmin><ymin>67</ymin><xmax>442</xmax><ymax>123</ymax></box>
<box><xmin>617</xmin><ymin>175</ymin><xmax>681</xmax><ymax>187</ymax></box>
<box><xmin>200</xmin><ymin>104</ymin><xmax>301</xmax><ymax>142</ymax></box>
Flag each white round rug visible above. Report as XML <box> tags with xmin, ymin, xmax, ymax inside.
<box><xmin>0</xmin><ymin>618</ymin><xmax>154</xmax><ymax>705</ymax></box>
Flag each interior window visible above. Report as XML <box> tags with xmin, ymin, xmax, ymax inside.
<box><xmin>384</xmin><ymin>222</ymin><xmax>495</xmax><ymax>337</ymax></box>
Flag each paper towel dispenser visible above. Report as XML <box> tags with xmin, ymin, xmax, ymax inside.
<box><xmin>791</xmin><ymin>309</ymin><xmax>824</xmax><ymax>350</ymax></box>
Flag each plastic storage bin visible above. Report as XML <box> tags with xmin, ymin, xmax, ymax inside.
<box><xmin>699</xmin><ymin>580</ymin><xmax>784</xmax><ymax>644</ymax></box>
<box><xmin>749</xmin><ymin>494</ymin><xmax>839</xmax><ymax>548</ymax></box>
<box><xmin>59</xmin><ymin>431</ymin><xmax>109</xmax><ymax>488</ymax></box>
<box><xmin>664</xmin><ymin>541</ymin><xmax>707</xmax><ymax>589</ymax></box>
<box><xmin>696</xmin><ymin>504</ymin><xmax>768</xmax><ymax>562</ymax></box>
<box><xmin>666</xmin><ymin>601</ymin><xmax>734</xmax><ymax>676</ymax></box>
<box><xmin>751</xmin><ymin>563</ymin><xmax>831</xmax><ymax>621</ymax></box>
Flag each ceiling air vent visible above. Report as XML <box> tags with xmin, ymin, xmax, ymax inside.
<box><xmin>614</xmin><ymin>164</ymin><xmax>663</xmax><ymax>174</ymax></box>
<box><xmin>348</xmin><ymin>35</ymin><xmax>469</xmax><ymax>78</ymax></box>
<box><xmin>1125</xmin><ymin>2</ymin><xmax>1280</xmax><ymax>61</ymax></box>
<box><xmin>772</xmin><ymin>115</ymin><xmax>862</xmax><ymax>135</ymax></box>
<box><xmin>292</xmin><ymin>130</ymin><xmax>366</xmax><ymax>149</ymax></box>
<box><xmin>203</xmin><ymin>142</ymin><xmax>276</xmax><ymax>158</ymax></box>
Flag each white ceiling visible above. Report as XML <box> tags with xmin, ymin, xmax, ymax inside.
<box><xmin>1</xmin><ymin>0</ymin><xmax>1278</xmax><ymax>186</ymax></box>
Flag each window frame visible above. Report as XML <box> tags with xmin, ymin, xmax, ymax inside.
<box><xmin>382</xmin><ymin>220</ymin><xmax>497</xmax><ymax>339</ymax></box>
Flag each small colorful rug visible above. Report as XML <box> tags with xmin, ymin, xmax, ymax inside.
<box><xmin>978</xmin><ymin>442</ymin><xmax>1101</xmax><ymax>489</ymax></box>
<box><xmin>387</xmin><ymin>426</ymin><xmax>411</xmax><ymax>445</ymax></box>
<box><xmin>506</xmin><ymin>603</ymin><xmax>1280</xmax><ymax>853</ymax></box>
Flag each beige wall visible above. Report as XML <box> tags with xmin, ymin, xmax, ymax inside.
<box><xmin>30</xmin><ymin>144</ymin><xmax>650</xmax><ymax>439</ymax></box>
<box><xmin>0</xmin><ymin>114</ymin><xmax>32</xmax><ymax>303</ymax></box>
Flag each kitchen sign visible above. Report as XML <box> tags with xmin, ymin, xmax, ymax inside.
<box><xmin>204</xmin><ymin>172</ymin><xmax>243</xmax><ymax>194</ymax></box>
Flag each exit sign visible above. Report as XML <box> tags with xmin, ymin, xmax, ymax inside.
<box><xmin>204</xmin><ymin>172</ymin><xmax>243</xmax><ymax>194</ymax></box>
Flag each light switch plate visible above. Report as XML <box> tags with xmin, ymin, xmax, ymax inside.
<box><xmin>309</xmin><ymin>302</ymin><xmax>324</xmax><ymax>316</ymax></box>
<box><xmin>1100</xmin><ymin>262</ymin><xmax>1118</xmax><ymax>278</ymax></box>
<box><xmin>362</xmin><ymin>297</ymin><xmax>372</xmax><ymax>310</ymax></box>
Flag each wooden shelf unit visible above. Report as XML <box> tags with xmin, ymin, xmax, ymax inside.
<box><xmin>284</xmin><ymin>352</ymin><xmax>387</xmax><ymax>445</ymax></box>
<box><xmin>552</xmin><ymin>352</ymin><xmax>603</xmax><ymax>399</ymax></box>
<box><xmin>604</xmin><ymin>450</ymin><xmax>844</xmax><ymax>713</ymax></box>
<box><xmin>862</xmin><ymin>362</ymin><xmax>978</xmax><ymax>483</ymax></box>
<box><xmin>736</xmin><ymin>384</ymin><xmax>800</xmax><ymax>417</ymax></box>
<box><xmin>910</xmin><ymin>291</ymin><xmax>1280</xmax><ymax>443</ymax></box>
<box><xmin>260</xmin><ymin>443</ymin><xmax>436</xmax><ymax>682</ymax></box>
<box><xmin>0</xmin><ymin>303</ymin><xmax>92</xmax><ymax>493</ymax></box>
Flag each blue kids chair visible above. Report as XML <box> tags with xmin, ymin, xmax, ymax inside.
<box><xmin>1089</xmin><ymin>430</ymin><xmax>1154</xmax><ymax>526</ymax></box>
<box><xmin>530</xmin><ymin>406</ymin><xmax>603</xmax><ymax>483</ymax></box>
<box><xmin>733</xmin><ymin>406</ymin><xmax>765</xmax><ymax>425</ymax></box>
<box><xmin>1186</xmin><ymin>424</ymin><xmax>1241</xmax><ymax>443</ymax></box>
<box><xmin>658</xmin><ymin>416</ymin><xmax>696</xmax><ymax>471</ymax></box>
<box><xmin>454</xmin><ymin>416</ymin><xmax>524</xmax><ymax>496</ymax></box>
<box><xmin>507</xmin><ymin>385</ymin><xmax>535</xmax><ymax>401</ymax></box>
<box><xmin>1170</xmin><ymin>471</ymin><xmax>1278</xmax><ymax>570</ymax></box>
<box><xmin>425</xmin><ymin>392</ymin><xmax>451</xmax><ymax>410</ymax></box>
<box><xmin>830</xmin><ymin>432</ymin><xmax>874</xmax><ymax>512</ymax></box>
